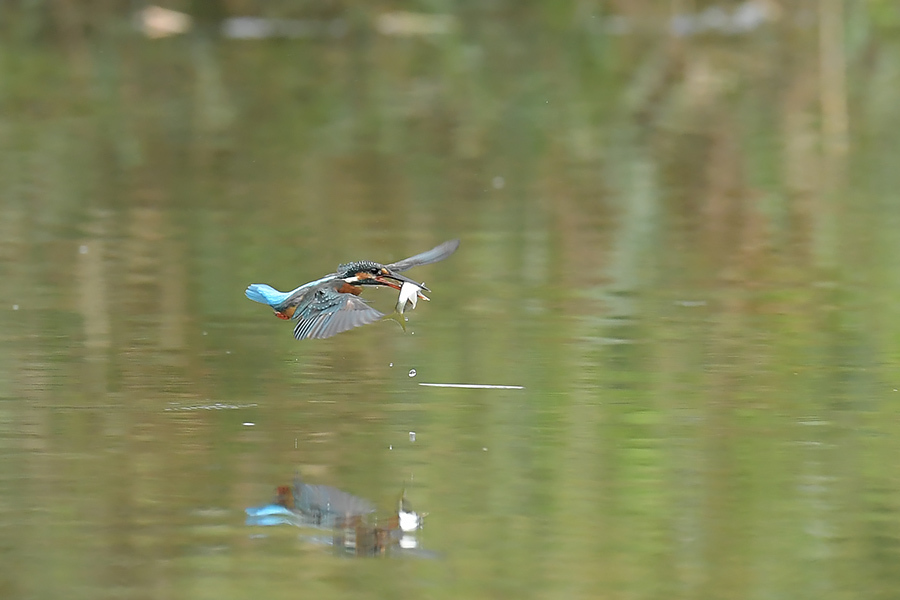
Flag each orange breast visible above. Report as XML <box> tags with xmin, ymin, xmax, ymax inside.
<box><xmin>276</xmin><ymin>485</ymin><xmax>294</xmax><ymax>508</ymax></box>
<box><xmin>338</xmin><ymin>282</ymin><xmax>363</xmax><ymax>295</ymax></box>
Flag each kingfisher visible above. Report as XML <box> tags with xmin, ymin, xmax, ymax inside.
<box><xmin>245</xmin><ymin>239</ymin><xmax>459</xmax><ymax>340</ymax></box>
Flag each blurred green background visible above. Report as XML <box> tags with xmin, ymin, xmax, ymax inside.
<box><xmin>2</xmin><ymin>1</ymin><xmax>900</xmax><ymax>599</ymax></box>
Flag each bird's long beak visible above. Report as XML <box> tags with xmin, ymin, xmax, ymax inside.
<box><xmin>374</xmin><ymin>270</ymin><xmax>431</xmax><ymax>292</ymax></box>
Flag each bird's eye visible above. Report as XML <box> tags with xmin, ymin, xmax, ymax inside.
<box><xmin>370</xmin><ymin>268</ymin><xmax>380</xmax><ymax>275</ymax></box>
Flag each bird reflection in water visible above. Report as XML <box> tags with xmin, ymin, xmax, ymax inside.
<box><xmin>246</xmin><ymin>475</ymin><xmax>431</xmax><ymax>557</ymax></box>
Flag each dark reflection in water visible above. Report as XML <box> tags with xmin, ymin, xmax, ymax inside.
<box><xmin>246</xmin><ymin>476</ymin><xmax>432</xmax><ymax>558</ymax></box>
<box><xmin>2</xmin><ymin>3</ymin><xmax>900</xmax><ymax>600</ymax></box>
<box><xmin>247</xmin><ymin>477</ymin><xmax>376</xmax><ymax>529</ymax></box>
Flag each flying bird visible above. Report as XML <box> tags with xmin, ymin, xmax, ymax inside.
<box><xmin>245</xmin><ymin>239</ymin><xmax>459</xmax><ymax>340</ymax></box>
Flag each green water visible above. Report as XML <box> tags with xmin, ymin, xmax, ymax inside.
<box><xmin>2</xmin><ymin>4</ymin><xmax>900</xmax><ymax>599</ymax></box>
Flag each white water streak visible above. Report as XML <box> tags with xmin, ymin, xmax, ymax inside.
<box><xmin>418</xmin><ymin>383</ymin><xmax>524</xmax><ymax>390</ymax></box>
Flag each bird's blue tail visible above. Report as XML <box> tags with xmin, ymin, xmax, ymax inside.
<box><xmin>245</xmin><ymin>284</ymin><xmax>290</xmax><ymax>307</ymax></box>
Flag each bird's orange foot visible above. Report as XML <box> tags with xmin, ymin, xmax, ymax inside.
<box><xmin>274</xmin><ymin>311</ymin><xmax>290</xmax><ymax>320</ymax></box>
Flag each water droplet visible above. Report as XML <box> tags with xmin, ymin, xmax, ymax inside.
<box><xmin>12</xmin><ymin>304</ymin><xmax>18</xmax><ymax>311</ymax></box>
<box><xmin>226</xmin><ymin>350</ymin><xmax>231</xmax><ymax>355</ymax></box>
<box><xmin>482</xmin><ymin>447</ymin><xmax>488</xmax><ymax>451</ymax></box>
<box><xmin>389</xmin><ymin>445</ymin><xmax>393</xmax><ymax>450</ymax></box>
<box><xmin>79</xmin><ymin>245</ymin><xmax>88</xmax><ymax>254</ymax></box>
<box><xmin>492</xmin><ymin>176</ymin><xmax>505</xmax><ymax>189</ymax></box>
<box><xmin>243</xmin><ymin>422</ymin><xmax>255</xmax><ymax>427</ymax></box>
<box><xmin>409</xmin><ymin>431</ymin><xmax>416</xmax><ymax>442</ymax></box>
<box><xmin>408</xmin><ymin>369</ymin><xmax>417</xmax><ymax>377</ymax></box>
<box><xmin>202</xmin><ymin>331</ymin><xmax>207</xmax><ymax>336</ymax></box>
<box><xmin>389</xmin><ymin>362</ymin><xmax>393</xmax><ymax>367</ymax></box>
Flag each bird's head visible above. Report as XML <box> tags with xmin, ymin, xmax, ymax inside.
<box><xmin>337</xmin><ymin>260</ymin><xmax>430</xmax><ymax>292</ymax></box>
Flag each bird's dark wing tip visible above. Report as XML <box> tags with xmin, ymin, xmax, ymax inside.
<box><xmin>387</xmin><ymin>239</ymin><xmax>461</xmax><ymax>272</ymax></box>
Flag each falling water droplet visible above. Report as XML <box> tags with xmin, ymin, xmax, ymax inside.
<box><xmin>389</xmin><ymin>362</ymin><xmax>393</xmax><ymax>367</ymax></box>
<box><xmin>408</xmin><ymin>369</ymin><xmax>417</xmax><ymax>378</ymax></box>
<box><xmin>79</xmin><ymin>245</ymin><xmax>88</xmax><ymax>254</ymax></box>
<box><xmin>12</xmin><ymin>304</ymin><xmax>19</xmax><ymax>311</ymax></box>
<box><xmin>409</xmin><ymin>431</ymin><xmax>416</xmax><ymax>442</ymax></box>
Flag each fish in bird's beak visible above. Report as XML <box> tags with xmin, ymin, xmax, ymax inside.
<box><xmin>396</xmin><ymin>280</ymin><xmax>430</xmax><ymax>315</ymax></box>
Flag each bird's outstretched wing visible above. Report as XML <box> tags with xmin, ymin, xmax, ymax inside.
<box><xmin>385</xmin><ymin>239</ymin><xmax>460</xmax><ymax>273</ymax></box>
<box><xmin>291</xmin><ymin>284</ymin><xmax>385</xmax><ymax>340</ymax></box>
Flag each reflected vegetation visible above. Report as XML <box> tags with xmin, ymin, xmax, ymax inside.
<box><xmin>2</xmin><ymin>1</ymin><xmax>900</xmax><ymax>599</ymax></box>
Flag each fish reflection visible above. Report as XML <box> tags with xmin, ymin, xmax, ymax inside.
<box><xmin>246</xmin><ymin>476</ymin><xmax>432</xmax><ymax>557</ymax></box>
<box><xmin>332</xmin><ymin>492</ymin><xmax>428</xmax><ymax>557</ymax></box>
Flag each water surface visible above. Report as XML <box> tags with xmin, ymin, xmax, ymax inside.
<box><xmin>2</xmin><ymin>4</ymin><xmax>900</xmax><ymax>599</ymax></box>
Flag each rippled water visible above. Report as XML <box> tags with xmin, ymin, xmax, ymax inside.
<box><xmin>2</xmin><ymin>4</ymin><xmax>900</xmax><ymax>599</ymax></box>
